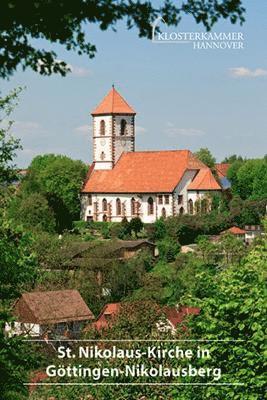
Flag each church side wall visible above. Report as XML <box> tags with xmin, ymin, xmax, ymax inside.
<box><xmin>173</xmin><ymin>170</ymin><xmax>197</xmax><ymax>214</ymax></box>
<box><xmin>81</xmin><ymin>193</ymin><xmax>173</xmax><ymax>223</ymax></box>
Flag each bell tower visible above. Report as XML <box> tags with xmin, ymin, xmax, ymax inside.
<box><xmin>91</xmin><ymin>86</ymin><xmax>136</xmax><ymax>170</ymax></box>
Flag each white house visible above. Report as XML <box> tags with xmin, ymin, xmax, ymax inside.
<box><xmin>80</xmin><ymin>87</ymin><xmax>221</xmax><ymax>223</ymax></box>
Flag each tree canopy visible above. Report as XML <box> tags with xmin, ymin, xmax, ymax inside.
<box><xmin>194</xmin><ymin>147</ymin><xmax>216</xmax><ymax>168</ymax></box>
<box><xmin>227</xmin><ymin>158</ymin><xmax>267</xmax><ymax>200</ymax></box>
<box><xmin>0</xmin><ymin>0</ymin><xmax>245</xmax><ymax>78</ymax></box>
<box><xmin>15</xmin><ymin>154</ymin><xmax>87</xmax><ymax>231</ymax></box>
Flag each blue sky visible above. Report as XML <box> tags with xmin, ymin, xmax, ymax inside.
<box><xmin>1</xmin><ymin>0</ymin><xmax>267</xmax><ymax>168</ymax></box>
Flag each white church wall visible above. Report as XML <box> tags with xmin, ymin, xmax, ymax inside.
<box><xmin>173</xmin><ymin>170</ymin><xmax>197</xmax><ymax>214</ymax></box>
<box><xmin>83</xmin><ymin>193</ymin><xmax>175</xmax><ymax>223</ymax></box>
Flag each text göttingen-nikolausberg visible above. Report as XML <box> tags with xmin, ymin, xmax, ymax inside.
<box><xmin>46</xmin><ymin>363</ymin><xmax>222</xmax><ymax>381</ymax></box>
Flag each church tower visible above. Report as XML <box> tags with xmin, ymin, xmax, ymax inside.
<box><xmin>91</xmin><ymin>86</ymin><xmax>136</xmax><ymax>170</ymax></box>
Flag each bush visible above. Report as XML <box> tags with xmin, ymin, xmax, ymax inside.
<box><xmin>157</xmin><ymin>238</ymin><xmax>181</xmax><ymax>262</ymax></box>
<box><xmin>129</xmin><ymin>217</ymin><xmax>143</xmax><ymax>236</ymax></box>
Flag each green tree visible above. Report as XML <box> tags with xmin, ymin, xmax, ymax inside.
<box><xmin>180</xmin><ymin>241</ymin><xmax>266</xmax><ymax>399</ymax></box>
<box><xmin>0</xmin><ymin>1</ymin><xmax>245</xmax><ymax>79</ymax></box>
<box><xmin>8</xmin><ymin>192</ymin><xmax>56</xmax><ymax>232</ymax></box>
<box><xmin>236</xmin><ymin>159</ymin><xmax>267</xmax><ymax>200</ymax></box>
<box><xmin>153</xmin><ymin>217</ymin><xmax>167</xmax><ymax>240</ymax></box>
<box><xmin>157</xmin><ymin>237</ymin><xmax>180</xmax><ymax>262</ymax></box>
<box><xmin>219</xmin><ymin>232</ymin><xmax>246</xmax><ymax>266</ymax></box>
<box><xmin>222</xmin><ymin>154</ymin><xmax>243</xmax><ymax>163</ymax></box>
<box><xmin>0</xmin><ymin>88</ymin><xmax>22</xmax><ymax>210</ymax></box>
<box><xmin>128</xmin><ymin>216</ymin><xmax>143</xmax><ymax>236</ymax></box>
<box><xmin>19</xmin><ymin>154</ymin><xmax>87</xmax><ymax>231</ymax></box>
<box><xmin>196</xmin><ymin>235</ymin><xmax>218</xmax><ymax>265</ymax></box>
<box><xmin>194</xmin><ymin>147</ymin><xmax>216</xmax><ymax>168</ymax></box>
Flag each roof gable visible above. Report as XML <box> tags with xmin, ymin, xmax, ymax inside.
<box><xmin>82</xmin><ymin>150</ymin><xmax>207</xmax><ymax>193</ymax></box>
<box><xmin>215</xmin><ymin>163</ymin><xmax>230</xmax><ymax>178</ymax></box>
<box><xmin>14</xmin><ymin>290</ymin><xmax>94</xmax><ymax>324</ymax></box>
<box><xmin>188</xmin><ymin>168</ymin><xmax>221</xmax><ymax>191</ymax></box>
<box><xmin>91</xmin><ymin>87</ymin><xmax>135</xmax><ymax>115</ymax></box>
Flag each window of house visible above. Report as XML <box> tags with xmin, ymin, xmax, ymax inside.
<box><xmin>178</xmin><ymin>195</ymin><xmax>183</xmax><ymax>205</ymax></box>
<box><xmin>100</xmin><ymin>120</ymin><xmax>105</xmax><ymax>136</ymax></box>
<box><xmin>158</xmin><ymin>195</ymin><xmax>163</xmax><ymax>205</ymax></box>
<box><xmin>161</xmin><ymin>207</ymin><xmax>166</xmax><ymax>219</ymax></box>
<box><xmin>201</xmin><ymin>199</ymin><xmax>208</xmax><ymax>214</ymax></box>
<box><xmin>116</xmin><ymin>198</ymin><xmax>121</xmax><ymax>215</ymax></box>
<box><xmin>120</xmin><ymin>119</ymin><xmax>127</xmax><ymax>135</ymax></box>
<box><xmin>147</xmin><ymin>197</ymin><xmax>154</xmax><ymax>215</ymax></box>
<box><xmin>179</xmin><ymin>207</ymin><xmax>184</xmax><ymax>215</ymax></box>
<box><xmin>102</xmin><ymin>198</ymin><xmax>107</xmax><ymax>212</ymax></box>
<box><xmin>195</xmin><ymin>200</ymin><xmax>201</xmax><ymax>214</ymax></box>
<box><xmin>188</xmin><ymin>199</ymin><xmax>194</xmax><ymax>215</ymax></box>
<box><xmin>131</xmin><ymin>197</ymin><xmax>135</xmax><ymax>215</ymax></box>
<box><xmin>164</xmin><ymin>195</ymin><xmax>169</xmax><ymax>204</ymax></box>
<box><xmin>100</xmin><ymin>151</ymin><xmax>105</xmax><ymax>160</ymax></box>
<box><xmin>88</xmin><ymin>195</ymin><xmax>92</xmax><ymax>206</ymax></box>
<box><xmin>103</xmin><ymin>214</ymin><xmax>107</xmax><ymax>222</ymax></box>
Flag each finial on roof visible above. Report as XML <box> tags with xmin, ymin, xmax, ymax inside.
<box><xmin>112</xmin><ymin>83</ymin><xmax>115</xmax><ymax>88</ymax></box>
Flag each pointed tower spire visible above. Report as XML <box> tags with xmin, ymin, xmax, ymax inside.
<box><xmin>91</xmin><ymin>87</ymin><xmax>135</xmax><ymax>115</ymax></box>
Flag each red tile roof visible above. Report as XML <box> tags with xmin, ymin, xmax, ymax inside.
<box><xmin>91</xmin><ymin>87</ymin><xmax>135</xmax><ymax>115</ymax></box>
<box><xmin>215</xmin><ymin>163</ymin><xmax>230</xmax><ymax>178</ymax></box>
<box><xmin>82</xmin><ymin>150</ymin><xmax>209</xmax><ymax>193</ymax></box>
<box><xmin>14</xmin><ymin>290</ymin><xmax>94</xmax><ymax>324</ymax></box>
<box><xmin>221</xmin><ymin>226</ymin><xmax>246</xmax><ymax>235</ymax></box>
<box><xmin>187</xmin><ymin>168</ymin><xmax>221</xmax><ymax>191</ymax></box>
<box><xmin>88</xmin><ymin>303</ymin><xmax>121</xmax><ymax>331</ymax></box>
<box><xmin>164</xmin><ymin>306</ymin><xmax>200</xmax><ymax>327</ymax></box>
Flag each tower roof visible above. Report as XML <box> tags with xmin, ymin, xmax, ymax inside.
<box><xmin>91</xmin><ymin>87</ymin><xmax>136</xmax><ymax>115</ymax></box>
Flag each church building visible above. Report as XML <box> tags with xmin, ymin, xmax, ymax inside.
<box><xmin>80</xmin><ymin>87</ymin><xmax>221</xmax><ymax>223</ymax></box>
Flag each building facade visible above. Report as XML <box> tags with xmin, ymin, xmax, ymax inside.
<box><xmin>81</xmin><ymin>87</ymin><xmax>221</xmax><ymax>223</ymax></box>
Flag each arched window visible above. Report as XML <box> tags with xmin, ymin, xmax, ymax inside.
<box><xmin>102</xmin><ymin>198</ymin><xmax>107</xmax><ymax>212</ymax></box>
<box><xmin>148</xmin><ymin>197</ymin><xmax>154</xmax><ymax>215</ymax></box>
<box><xmin>201</xmin><ymin>199</ymin><xmax>208</xmax><ymax>214</ymax></box>
<box><xmin>195</xmin><ymin>200</ymin><xmax>201</xmax><ymax>214</ymax></box>
<box><xmin>120</xmin><ymin>119</ymin><xmax>127</xmax><ymax>136</ymax></box>
<box><xmin>188</xmin><ymin>199</ymin><xmax>194</xmax><ymax>215</ymax></box>
<box><xmin>100</xmin><ymin>120</ymin><xmax>105</xmax><ymax>136</ymax></box>
<box><xmin>116</xmin><ymin>198</ymin><xmax>121</xmax><ymax>216</ymax></box>
<box><xmin>161</xmin><ymin>207</ymin><xmax>166</xmax><ymax>219</ymax></box>
<box><xmin>131</xmin><ymin>197</ymin><xmax>135</xmax><ymax>216</ymax></box>
<box><xmin>100</xmin><ymin>151</ymin><xmax>105</xmax><ymax>160</ymax></box>
<box><xmin>179</xmin><ymin>207</ymin><xmax>184</xmax><ymax>215</ymax></box>
<box><xmin>103</xmin><ymin>214</ymin><xmax>107</xmax><ymax>222</ymax></box>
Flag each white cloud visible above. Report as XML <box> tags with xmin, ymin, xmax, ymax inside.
<box><xmin>135</xmin><ymin>125</ymin><xmax>147</xmax><ymax>134</ymax></box>
<box><xmin>229</xmin><ymin>67</ymin><xmax>267</xmax><ymax>78</ymax></box>
<box><xmin>75</xmin><ymin>125</ymin><xmax>92</xmax><ymax>135</ymax></box>
<box><xmin>70</xmin><ymin>65</ymin><xmax>92</xmax><ymax>77</ymax></box>
<box><xmin>165</xmin><ymin>123</ymin><xmax>205</xmax><ymax>137</ymax></box>
<box><xmin>11</xmin><ymin>120</ymin><xmax>46</xmax><ymax>139</ymax></box>
<box><xmin>13</xmin><ymin>121</ymin><xmax>41</xmax><ymax>130</ymax></box>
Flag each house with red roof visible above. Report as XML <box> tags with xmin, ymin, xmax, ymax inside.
<box><xmin>86</xmin><ymin>302</ymin><xmax>200</xmax><ymax>334</ymax></box>
<box><xmin>220</xmin><ymin>226</ymin><xmax>246</xmax><ymax>241</ymax></box>
<box><xmin>81</xmin><ymin>87</ymin><xmax>221</xmax><ymax>223</ymax></box>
